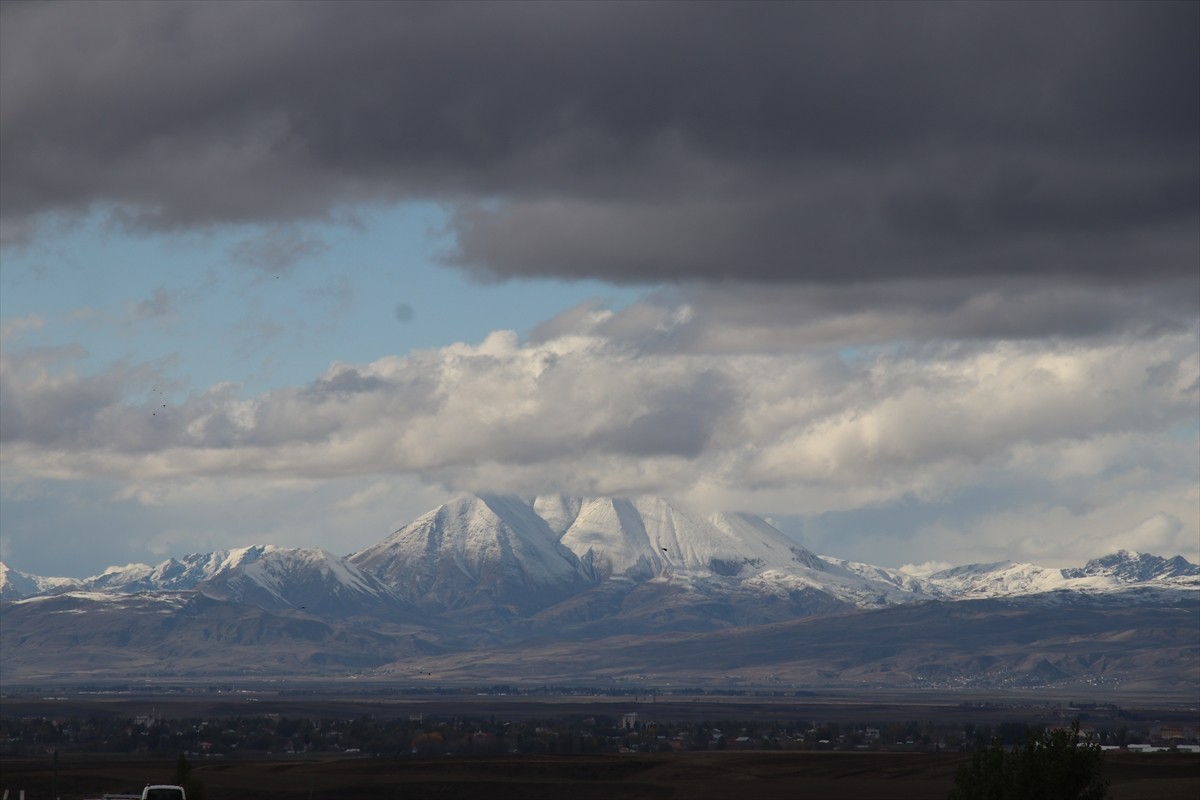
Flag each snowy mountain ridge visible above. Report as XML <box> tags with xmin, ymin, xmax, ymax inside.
<box><xmin>919</xmin><ymin>550</ymin><xmax>1200</xmax><ymax>599</ymax></box>
<box><xmin>3</xmin><ymin>496</ymin><xmax>1196</xmax><ymax>614</ymax></box>
<box><xmin>1</xmin><ymin>545</ymin><xmax>402</xmax><ymax>616</ymax></box>
<box><xmin>4</xmin><ymin>495</ymin><xmax>1196</xmax><ymax>688</ymax></box>
<box><xmin>346</xmin><ymin>494</ymin><xmax>941</xmax><ymax>614</ymax></box>
<box><xmin>0</xmin><ymin>562</ymin><xmax>78</xmax><ymax>597</ymax></box>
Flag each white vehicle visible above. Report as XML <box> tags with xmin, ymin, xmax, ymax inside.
<box><xmin>140</xmin><ymin>787</ymin><xmax>186</xmax><ymax>800</ymax></box>
<box><xmin>92</xmin><ymin>782</ymin><xmax>186</xmax><ymax>800</ymax></box>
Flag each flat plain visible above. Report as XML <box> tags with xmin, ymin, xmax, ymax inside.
<box><xmin>3</xmin><ymin>690</ymin><xmax>1198</xmax><ymax>799</ymax></box>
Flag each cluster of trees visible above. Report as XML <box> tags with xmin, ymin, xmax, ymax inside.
<box><xmin>951</xmin><ymin>721</ymin><xmax>1110</xmax><ymax>800</ymax></box>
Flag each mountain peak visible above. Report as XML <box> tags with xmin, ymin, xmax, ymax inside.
<box><xmin>0</xmin><ymin>562</ymin><xmax>41</xmax><ymax>599</ymax></box>
<box><xmin>350</xmin><ymin>493</ymin><xmax>587</xmax><ymax>614</ymax></box>
<box><xmin>1064</xmin><ymin>550</ymin><xmax>1200</xmax><ymax>582</ymax></box>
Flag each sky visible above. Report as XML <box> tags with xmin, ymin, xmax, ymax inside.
<box><xmin>1</xmin><ymin>1</ymin><xmax>1197</xmax><ymax>578</ymax></box>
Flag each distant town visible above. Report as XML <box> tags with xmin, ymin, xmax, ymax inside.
<box><xmin>3</xmin><ymin>685</ymin><xmax>1196</xmax><ymax>759</ymax></box>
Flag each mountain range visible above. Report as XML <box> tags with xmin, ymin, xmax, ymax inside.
<box><xmin>2</xmin><ymin>494</ymin><xmax>1197</xmax><ymax>690</ymax></box>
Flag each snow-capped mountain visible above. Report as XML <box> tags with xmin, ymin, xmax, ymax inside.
<box><xmin>0</xmin><ymin>562</ymin><xmax>77</xmax><ymax>599</ymax></box>
<box><xmin>920</xmin><ymin>560</ymin><xmax>1077</xmax><ymax>598</ymax></box>
<box><xmin>347</xmin><ymin>494</ymin><xmax>938</xmax><ymax>616</ymax></box>
<box><xmin>1062</xmin><ymin>550</ymin><xmax>1200</xmax><ymax>582</ymax></box>
<box><xmin>1</xmin><ymin>546</ymin><xmax>405</xmax><ymax>616</ymax></box>
<box><xmin>6</xmin><ymin>549</ymin><xmax>276</xmax><ymax>596</ymax></box>
<box><xmin>3</xmin><ymin>494</ymin><xmax>1197</xmax><ymax>685</ymax></box>
<box><xmin>919</xmin><ymin>550</ymin><xmax>1200</xmax><ymax>599</ymax></box>
<box><xmin>0</xmin><ymin>562</ymin><xmax>42</xmax><ymax>598</ymax></box>
<box><xmin>82</xmin><ymin>548</ymin><xmax>279</xmax><ymax>592</ymax></box>
<box><xmin>350</xmin><ymin>494</ymin><xmax>592</xmax><ymax>615</ymax></box>
<box><xmin>817</xmin><ymin>556</ymin><xmax>939</xmax><ymax>598</ymax></box>
<box><xmin>547</xmin><ymin>495</ymin><xmax>818</xmax><ymax>580</ymax></box>
<box><xmin>5</xmin><ymin>496</ymin><xmax>1196</xmax><ymax>613</ymax></box>
<box><xmin>196</xmin><ymin>546</ymin><xmax>405</xmax><ymax>615</ymax></box>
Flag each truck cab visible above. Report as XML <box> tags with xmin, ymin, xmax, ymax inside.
<box><xmin>141</xmin><ymin>786</ymin><xmax>186</xmax><ymax>800</ymax></box>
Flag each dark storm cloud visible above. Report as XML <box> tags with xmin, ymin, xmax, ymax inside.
<box><xmin>2</xmin><ymin>1</ymin><xmax>1196</xmax><ymax>283</ymax></box>
<box><xmin>601</xmin><ymin>277</ymin><xmax>1200</xmax><ymax>353</ymax></box>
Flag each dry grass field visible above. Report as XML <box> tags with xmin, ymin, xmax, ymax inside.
<box><xmin>3</xmin><ymin>751</ymin><xmax>1198</xmax><ymax>800</ymax></box>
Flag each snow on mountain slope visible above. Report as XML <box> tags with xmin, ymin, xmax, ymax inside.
<box><xmin>350</xmin><ymin>494</ymin><xmax>589</xmax><ymax>613</ymax></box>
<box><xmin>548</xmin><ymin>496</ymin><xmax>827</xmax><ymax>577</ymax></box>
<box><xmin>569</xmin><ymin>498</ymin><xmax>926</xmax><ymax>607</ymax></box>
<box><xmin>532</xmin><ymin>494</ymin><xmax>584</xmax><ymax>536</ymax></box>
<box><xmin>12</xmin><ymin>588</ymin><xmax>190</xmax><ymax>607</ymax></box>
<box><xmin>816</xmin><ymin>556</ymin><xmax>941</xmax><ymax>600</ymax></box>
<box><xmin>909</xmin><ymin>550</ymin><xmax>1200</xmax><ymax>600</ymax></box>
<box><xmin>707</xmin><ymin>511</ymin><xmax>826</xmax><ymax>572</ymax></box>
<box><xmin>923</xmin><ymin>561</ymin><xmax>1081</xmax><ymax>597</ymax></box>
<box><xmin>2</xmin><ymin>563</ymin><xmax>52</xmax><ymax>598</ymax></box>
<box><xmin>2</xmin><ymin>548</ymin><xmax>404</xmax><ymax>616</ymax></box>
<box><xmin>1062</xmin><ymin>550</ymin><xmax>1200</xmax><ymax>582</ymax></box>
<box><xmin>915</xmin><ymin>555</ymin><xmax>1199</xmax><ymax>599</ymax></box>
<box><xmin>558</xmin><ymin>497</ymin><xmax>662</xmax><ymax>579</ymax></box>
<box><xmin>1</xmin><ymin>562</ymin><xmax>40</xmax><ymax>598</ymax></box>
<box><xmin>85</xmin><ymin>562</ymin><xmax>157</xmax><ymax>590</ymax></box>
<box><xmin>146</xmin><ymin>546</ymin><xmax>277</xmax><ymax>589</ymax></box>
<box><xmin>198</xmin><ymin>546</ymin><xmax>404</xmax><ymax>615</ymax></box>
<box><xmin>0</xmin><ymin>562</ymin><xmax>78</xmax><ymax>598</ymax></box>
<box><xmin>75</xmin><ymin>546</ymin><xmax>279</xmax><ymax>593</ymax></box>
<box><xmin>633</xmin><ymin>496</ymin><xmax>743</xmax><ymax>575</ymax></box>
<box><xmin>543</xmin><ymin>496</ymin><xmax>933</xmax><ymax>608</ymax></box>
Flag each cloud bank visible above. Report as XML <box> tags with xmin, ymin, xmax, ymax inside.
<box><xmin>3</xmin><ymin>1</ymin><xmax>1196</xmax><ymax>284</ymax></box>
<box><xmin>3</xmin><ymin>312</ymin><xmax>1196</xmax><ymax>565</ymax></box>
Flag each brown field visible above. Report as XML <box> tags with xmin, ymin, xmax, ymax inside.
<box><xmin>2</xmin><ymin>751</ymin><xmax>1198</xmax><ymax>800</ymax></box>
